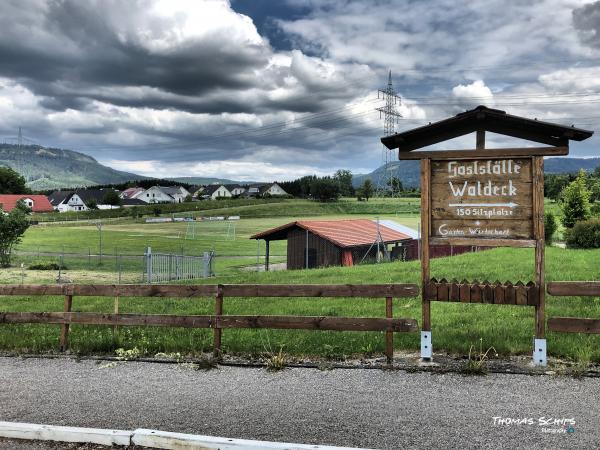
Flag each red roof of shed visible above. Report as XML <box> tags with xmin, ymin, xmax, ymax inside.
<box><xmin>0</xmin><ymin>195</ymin><xmax>54</xmax><ymax>212</ymax></box>
<box><xmin>251</xmin><ymin>219</ymin><xmax>412</xmax><ymax>248</ymax></box>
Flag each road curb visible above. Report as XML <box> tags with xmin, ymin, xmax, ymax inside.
<box><xmin>0</xmin><ymin>421</ymin><xmax>372</xmax><ymax>449</ymax></box>
<box><xmin>0</xmin><ymin>421</ymin><xmax>132</xmax><ymax>446</ymax></box>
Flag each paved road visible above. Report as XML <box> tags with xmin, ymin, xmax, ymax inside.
<box><xmin>0</xmin><ymin>357</ymin><xmax>597</xmax><ymax>449</ymax></box>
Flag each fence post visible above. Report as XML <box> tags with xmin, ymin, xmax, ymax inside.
<box><xmin>203</xmin><ymin>252</ymin><xmax>211</xmax><ymax>278</ymax></box>
<box><xmin>385</xmin><ymin>296</ymin><xmax>393</xmax><ymax>364</ymax></box>
<box><xmin>145</xmin><ymin>247</ymin><xmax>152</xmax><ymax>284</ymax></box>
<box><xmin>214</xmin><ymin>285</ymin><xmax>223</xmax><ymax>358</ymax></box>
<box><xmin>59</xmin><ymin>293</ymin><xmax>73</xmax><ymax>352</ymax></box>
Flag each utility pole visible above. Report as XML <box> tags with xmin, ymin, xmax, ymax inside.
<box><xmin>375</xmin><ymin>71</ymin><xmax>402</xmax><ymax>197</ymax></box>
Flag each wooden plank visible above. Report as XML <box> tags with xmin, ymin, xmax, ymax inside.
<box><xmin>424</xmin><ymin>281</ymin><xmax>437</xmax><ymax>301</ymax></box>
<box><xmin>533</xmin><ymin>156</ymin><xmax>545</xmax><ymax>338</ymax></box>
<box><xmin>476</xmin><ymin>129</ymin><xmax>485</xmax><ymax>150</ymax></box>
<box><xmin>0</xmin><ymin>312</ymin><xmax>418</xmax><ymax>332</ymax></box>
<box><xmin>0</xmin><ymin>285</ymin><xmax>65</xmax><ymax>296</ymax></box>
<box><xmin>494</xmin><ymin>282</ymin><xmax>504</xmax><ymax>305</ymax></box>
<box><xmin>449</xmin><ymin>280</ymin><xmax>460</xmax><ymax>301</ymax></box>
<box><xmin>214</xmin><ymin>285</ymin><xmax>223</xmax><ymax>357</ymax></box>
<box><xmin>432</xmin><ymin>158</ymin><xmax>532</xmax><ymax>182</ymax></box>
<box><xmin>0</xmin><ymin>284</ymin><xmax>218</xmax><ymax>298</ymax></box>
<box><xmin>431</xmin><ymin>181</ymin><xmax>532</xmax><ymax>205</ymax></box>
<box><xmin>399</xmin><ymin>147</ymin><xmax>569</xmax><ymax>160</ymax></box>
<box><xmin>547</xmin><ymin>282</ymin><xmax>600</xmax><ymax>297</ymax></box>
<box><xmin>526</xmin><ymin>282</ymin><xmax>538</xmax><ymax>306</ymax></box>
<box><xmin>430</xmin><ymin>157</ymin><xmax>533</xmax><ymax>225</ymax></box>
<box><xmin>431</xmin><ymin>219</ymin><xmax>533</xmax><ymax>240</ymax></box>
<box><xmin>217</xmin><ymin>316</ymin><xmax>418</xmax><ymax>332</ymax></box>
<box><xmin>221</xmin><ymin>284</ymin><xmax>419</xmax><ymax>298</ymax></box>
<box><xmin>430</xmin><ymin>237</ymin><xmax>536</xmax><ymax>248</ymax></box>
<box><xmin>470</xmin><ymin>282</ymin><xmax>482</xmax><ymax>303</ymax></box>
<box><xmin>515</xmin><ymin>282</ymin><xmax>528</xmax><ymax>305</ymax></box>
<box><xmin>482</xmin><ymin>282</ymin><xmax>494</xmax><ymax>304</ymax></box>
<box><xmin>505</xmin><ymin>282</ymin><xmax>515</xmax><ymax>305</ymax></box>
<box><xmin>385</xmin><ymin>297</ymin><xmax>393</xmax><ymax>363</ymax></box>
<box><xmin>77</xmin><ymin>284</ymin><xmax>218</xmax><ymax>298</ymax></box>
<box><xmin>0</xmin><ymin>312</ymin><xmax>214</xmax><ymax>328</ymax></box>
<box><xmin>437</xmin><ymin>279</ymin><xmax>449</xmax><ymax>301</ymax></box>
<box><xmin>548</xmin><ymin>317</ymin><xmax>600</xmax><ymax>334</ymax></box>
<box><xmin>59</xmin><ymin>295</ymin><xmax>73</xmax><ymax>352</ymax></box>
<box><xmin>0</xmin><ymin>284</ymin><xmax>419</xmax><ymax>299</ymax></box>
<box><xmin>431</xmin><ymin>206</ymin><xmax>532</xmax><ymax>221</ymax></box>
<box><xmin>421</xmin><ymin>158</ymin><xmax>431</xmax><ymax>331</ymax></box>
<box><xmin>459</xmin><ymin>280</ymin><xmax>470</xmax><ymax>303</ymax></box>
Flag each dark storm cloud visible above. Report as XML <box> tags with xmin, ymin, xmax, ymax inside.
<box><xmin>0</xmin><ymin>0</ymin><xmax>271</xmax><ymax>111</ymax></box>
<box><xmin>573</xmin><ymin>1</ymin><xmax>600</xmax><ymax>48</ymax></box>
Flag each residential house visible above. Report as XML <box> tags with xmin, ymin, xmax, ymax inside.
<box><xmin>246</xmin><ymin>182</ymin><xmax>288</xmax><ymax>197</ymax></box>
<box><xmin>0</xmin><ymin>194</ymin><xmax>54</xmax><ymax>213</ymax></box>
<box><xmin>48</xmin><ymin>190</ymin><xmax>74</xmax><ymax>212</ymax></box>
<box><xmin>158</xmin><ymin>186</ymin><xmax>191</xmax><ymax>203</ymax></box>
<box><xmin>224</xmin><ymin>184</ymin><xmax>246</xmax><ymax>196</ymax></box>
<box><xmin>140</xmin><ymin>186</ymin><xmax>175</xmax><ymax>203</ymax></box>
<box><xmin>140</xmin><ymin>186</ymin><xmax>190</xmax><ymax>203</ymax></box>
<box><xmin>50</xmin><ymin>189</ymin><xmax>121</xmax><ymax>212</ymax></box>
<box><xmin>120</xmin><ymin>187</ymin><xmax>146</xmax><ymax>201</ymax></box>
<box><xmin>203</xmin><ymin>184</ymin><xmax>232</xmax><ymax>200</ymax></box>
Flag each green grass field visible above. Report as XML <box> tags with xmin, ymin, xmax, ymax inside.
<box><xmin>1</xmin><ymin>198</ymin><xmax>599</xmax><ymax>362</ymax></box>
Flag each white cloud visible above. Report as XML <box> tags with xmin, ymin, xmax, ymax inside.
<box><xmin>452</xmin><ymin>80</ymin><xmax>495</xmax><ymax>106</ymax></box>
<box><xmin>105</xmin><ymin>158</ymin><xmax>332</xmax><ymax>181</ymax></box>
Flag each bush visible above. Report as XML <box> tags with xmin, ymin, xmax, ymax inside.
<box><xmin>28</xmin><ymin>262</ymin><xmax>66</xmax><ymax>270</ymax></box>
<box><xmin>544</xmin><ymin>211</ymin><xmax>557</xmax><ymax>244</ymax></box>
<box><xmin>565</xmin><ymin>219</ymin><xmax>600</xmax><ymax>249</ymax></box>
<box><xmin>560</xmin><ymin>170</ymin><xmax>591</xmax><ymax>228</ymax></box>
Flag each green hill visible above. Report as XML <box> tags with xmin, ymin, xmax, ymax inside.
<box><xmin>0</xmin><ymin>144</ymin><xmax>146</xmax><ymax>190</ymax></box>
<box><xmin>353</xmin><ymin>157</ymin><xmax>600</xmax><ymax>188</ymax></box>
<box><xmin>168</xmin><ymin>176</ymin><xmax>241</xmax><ymax>185</ymax></box>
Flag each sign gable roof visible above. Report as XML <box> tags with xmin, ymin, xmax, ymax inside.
<box><xmin>381</xmin><ymin>105</ymin><xmax>593</xmax><ymax>153</ymax></box>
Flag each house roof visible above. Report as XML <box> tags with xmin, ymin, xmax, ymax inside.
<box><xmin>0</xmin><ymin>194</ymin><xmax>54</xmax><ymax>212</ymax></box>
<box><xmin>251</xmin><ymin>219</ymin><xmax>413</xmax><ymax>248</ymax></box>
<box><xmin>121</xmin><ymin>187</ymin><xmax>145</xmax><ymax>199</ymax></box>
<box><xmin>70</xmin><ymin>189</ymin><xmax>119</xmax><ymax>204</ymax></box>
<box><xmin>381</xmin><ymin>105</ymin><xmax>594</xmax><ymax>152</ymax></box>
<box><xmin>48</xmin><ymin>190</ymin><xmax>73</xmax><ymax>205</ymax></box>
<box><xmin>203</xmin><ymin>184</ymin><xmax>228</xmax><ymax>196</ymax></box>
<box><xmin>158</xmin><ymin>186</ymin><xmax>186</xmax><ymax>196</ymax></box>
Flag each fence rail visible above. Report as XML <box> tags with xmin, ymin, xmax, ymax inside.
<box><xmin>0</xmin><ymin>283</ymin><xmax>419</xmax><ymax>362</ymax></box>
<box><xmin>547</xmin><ymin>282</ymin><xmax>600</xmax><ymax>334</ymax></box>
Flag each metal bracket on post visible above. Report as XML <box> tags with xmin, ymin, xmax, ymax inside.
<box><xmin>533</xmin><ymin>338</ymin><xmax>547</xmax><ymax>366</ymax></box>
<box><xmin>421</xmin><ymin>331</ymin><xmax>432</xmax><ymax>360</ymax></box>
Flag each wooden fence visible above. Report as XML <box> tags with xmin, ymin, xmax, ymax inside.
<box><xmin>547</xmin><ymin>282</ymin><xmax>600</xmax><ymax>334</ymax></box>
<box><xmin>0</xmin><ymin>283</ymin><xmax>419</xmax><ymax>363</ymax></box>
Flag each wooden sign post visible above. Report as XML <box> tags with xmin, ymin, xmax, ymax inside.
<box><xmin>381</xmin><ymin>106</ymin><xmax>593</xmax><ymax>366</ymax></box>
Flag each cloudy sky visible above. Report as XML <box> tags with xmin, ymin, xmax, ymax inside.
<box><xmin>0</xmin><ymin>0</ymin><xmax>599</xmax><ymax>180</ymax></box>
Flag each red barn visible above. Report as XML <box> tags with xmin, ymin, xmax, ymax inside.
<box><xmin>0</xmin><ymin>195</ymin><xmax>54</xmax><ymax>213</ymax></box>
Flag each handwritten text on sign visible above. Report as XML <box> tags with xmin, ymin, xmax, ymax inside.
<box><xmin>430</xmin><ymin>158</ymin><xmax>533</xmax><ymax>239</ymax></box>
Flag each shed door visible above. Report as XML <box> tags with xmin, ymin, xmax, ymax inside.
<box><xmin>305</xmin><ymin>248</ymin><xmax>317</xmax><ymax>269</ymax></box>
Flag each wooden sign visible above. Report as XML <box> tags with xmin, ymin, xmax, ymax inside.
<box><xmin>430</xmin><ymin>158</ymin><xmax>533</xmax><ymax>240</ymax></box>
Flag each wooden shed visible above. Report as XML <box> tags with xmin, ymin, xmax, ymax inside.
<box><xmin>251</xmin><ymin>219</ymin><xmax>414</xmax><ymax>270</ymax></box>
